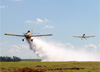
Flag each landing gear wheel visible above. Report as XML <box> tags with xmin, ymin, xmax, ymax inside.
<box><xmin>22</xmin><ymin>39</ymin><xmax>24</xmax><ymax>41</ymax></box>
<box><xmin>31</xmin><ymin>39</ymin><xmax>33</xmax><ymax>41</ymax></box>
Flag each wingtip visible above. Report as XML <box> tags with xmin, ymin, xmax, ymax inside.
<box><xmin>4</xmin><ymin>33</ymin><xmax>7</xmax><ymax>35</ymax></box>
<box><xmin>92</xmin><ymin>35</ymin><xmax>95</xmax><ymax>37</ymax></box>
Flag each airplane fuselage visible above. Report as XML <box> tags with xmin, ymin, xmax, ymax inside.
<box><xmin>82</xmin><ymin>34</ymin><xmax>86</xmax><ymax>38</ymax></box>
<box><xmin>82</xmin><ymin>36</ymin><xmax>86</xmax><ymax>38</ymax></box>
<box><xmin>24</xmin><ymin>32</ymin><xmax>32</xmax><ymax>38</ymax></box>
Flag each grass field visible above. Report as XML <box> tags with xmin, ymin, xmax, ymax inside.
<box><xmin>0</xmin><ymin>61</ymin><xmax>100</xmax><ymax>72</ymax></box>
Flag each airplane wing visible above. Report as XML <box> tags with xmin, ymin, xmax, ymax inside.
<box><xmin>31</xmin><ymin>34</ymin><xmax>53</xmax><ymax>37</ymax></box>
<box><xmin>5</xmin><ymin>33</ymin><xmax>24</xmax><ymax>37</ymax></box>
<box><xmin>73</xmin><ymin>36</ymin><xmax>83</xmax><ymax>38</ymax></box>
<box><xmin>32</xmin><ymin>33</ymin><xmax>40</xmax><ymax>34</ymax></box>
<box><xmin>85</xmin><ymin>36</ymin><xmax>95</xmax><ymax>38</ymax></box>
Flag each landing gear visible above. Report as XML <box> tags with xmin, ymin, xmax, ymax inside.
<box><xmin>22</xmin><ymin>38</ymin><xmax>33</xmax><ymax>41</ymax></box>
<box><xmin>22</xmin><ymin>39</ymin><xmax>24</xmax><ymax>41</ymax></box>
<box><xmin>31</xmin><ymin>39</ymin><xmax>33</xmax><ymax>41</ymax></box>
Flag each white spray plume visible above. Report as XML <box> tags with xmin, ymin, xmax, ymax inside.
<box><xmin>27</xmin><ymin>38</ymin><xmax>100</xmax><ymax>61</ymax></box>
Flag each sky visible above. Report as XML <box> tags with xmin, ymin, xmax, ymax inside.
<box><xmin>0</xmin><ymin>0</ymin><xmax>100</xmax><ymax>59</ymax></box>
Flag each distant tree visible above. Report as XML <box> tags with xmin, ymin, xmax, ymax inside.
<box><xmin>13</xmin><ymin>56</ymin><xmax>21</xmax><ymax>62</ymax></box>
<box><xmin>0</xmin><ymin>56</ymin><xmax>21</xmax><ymax>62</ymax></box>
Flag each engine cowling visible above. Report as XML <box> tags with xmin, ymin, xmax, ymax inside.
<box><xmin>28</xmin><ymin>30</ymin><xmax>30</xmax><ymax>33</ymax></box>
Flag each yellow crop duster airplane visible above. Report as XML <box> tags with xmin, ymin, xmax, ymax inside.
<box><xmin>5</xmin><ymin>29</ymin><xmax>53</xmax><ymax>41</ymax></box>
<box><xmin>73</xmin><ymin>34</ymin><xmax>95</xmax><ymax>40</ymax></box>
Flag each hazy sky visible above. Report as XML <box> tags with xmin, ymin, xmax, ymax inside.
<box><xmin>0</xmin><ymin>0</ymin><xmax>99</xmax><ymax>59</ymax></box>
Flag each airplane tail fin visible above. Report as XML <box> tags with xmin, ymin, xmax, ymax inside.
<box><xmin>31</xmin><ymin>29</ymin><xmax>40</xmax><ymax>34</ymax></box>
<box><xmin>31</xmin><ymin>29</ymin><xmax>33</xmax><ymax>34</ymax></box>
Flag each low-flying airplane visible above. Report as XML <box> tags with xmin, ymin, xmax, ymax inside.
<box><xmin>73</xmin><ymin>34</ymin><xmax>95</xmax><ymax>40</ymax></box>
<box><xmin>5</xmin><ymin>29</ymin><xmax>53</xmax><ymax>41</ymax></box>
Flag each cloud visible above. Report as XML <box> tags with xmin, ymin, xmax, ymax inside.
<box><xmin>85</xmin><ymin>44</ymin><xmax>97</xmax><ymax>49</ymax></box>
<box><xmin>65</xmin><ymin>43</ymin><xmax>74</xmax><ymax>48</ymax></box>
<box><xmin>8</xmin><ymin>45</ymin><xmax>20</xmax><ymax>53</ymax></box>
<box><xmin>8</xmin><ymin>48</ymin><xmax>20</xmax><ymax>53</ymax></box>
<box><xmin>45</xmin><ymin>18</ymin><xmax>49</xmax><ymax>22</ymax></box>
<box><xmin>25</xmin><ymin>18</ymin><xmax>50</xmax><ymax>24</ymax></box>
<box><xmin>10</xmin><ymin>44</ymin><xmax>29</xmax><ymax>50</ymax></box>
<box><xmin>49</xmin><ymin>42</ymin><xmax>74</xmax><ymax>48</ymax></box>
<box><xmin>8</xmin><ymin>44</ymin><xmax>28</xmax><ymax>53</ymax></box>
<box><xmin>10</xmin><ymin>45</ymin><xmax>20</xmax><ymax>49</ymax></box>
<box><xmin>37</xmin><ymin>18</ymin><xmax>44</xmax><ymax>23</ymax></box>
<box><xmin>0</xmin><ymin>5</ymin><xmax>8</xmax><ymax>8</ymax></box>
<box><xmin>43</xmin><ymin>25</ymin><xmax>54</xmax><ymax>29</ymax></box>
<box><xmin>8</xmin><ymin>44</ymin><xmax>29</xmax><ymax>55</ymax></box>
<box><xmin>18</xmin><ymin>44</ymin><xmax>29</xmax><ymax>49</ymax></box>
<box><xmin>0</xmin><ymin>41</ymin><xmax>37</xmax><ymax>58</ymax></box>
<box><xmin>12</xmin><ymin>0</ymin><xmax>22</xmax><ymax>1</ymax></box>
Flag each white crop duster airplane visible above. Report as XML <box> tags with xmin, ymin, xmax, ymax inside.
<box><xmin>73</xmin><ymin>34</ymin><xmax>95</xmax><ymax>40</ymax></box>
<box><xmin>5</xmin><ymin>29</ymin><xmax>53</xmax><ymax>41</ymax></box>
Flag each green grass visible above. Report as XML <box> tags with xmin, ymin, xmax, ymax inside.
<box><xmin>0</xmin><ymin>61</ymin><xmax>100</xmax><ymax>72</ymax></box>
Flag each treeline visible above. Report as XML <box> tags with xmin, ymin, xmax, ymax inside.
<box><xmin>0</xmin><ymin>56</ymin><xmax>21</xmax><ymax>62</ymax></box>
